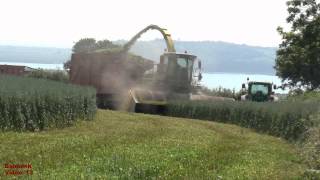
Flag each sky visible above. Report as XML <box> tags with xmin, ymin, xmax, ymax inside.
<box><xmin>0</xmin><ymin>0</ymin><xmax>289</xmax><ymax>48</ymax></box>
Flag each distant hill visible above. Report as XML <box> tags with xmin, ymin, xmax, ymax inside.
<box><xmin>0</xmin><ymin>41</ymin><xmax>277</xmax><ymax>75</ymax></box>
<box><xmin>0</xmin><ymin>45</ymin><xmax>71</xmax><ymax>64</ymax></box>
<box><xmin>127</xmin><ymin>40</ymin><xmax>277</xmax><ymax>75</ymax></box>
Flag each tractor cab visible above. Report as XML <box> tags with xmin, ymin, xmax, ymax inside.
<box><xmin>157</xmin><ymin>52</ymin><xmax>200</xmax><ymax>93</ymax></box>
<box><xmin>241</xmin><ymin>80</ymin><xmax>278</xmax><ymax>102</ymax></box>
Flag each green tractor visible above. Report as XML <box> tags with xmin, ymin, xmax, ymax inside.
<box><xmin>240</xmin><ymin>78</ymin><xmax>278</xmax><ymax>102</ymax></box>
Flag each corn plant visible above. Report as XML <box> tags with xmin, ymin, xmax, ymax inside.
<box><xmin>0</xmin><ymin>75</ymin><xmax>96</xmax><ymax>131</ymax></box>
<box><xmin>166</xmin><ymin>100</ymin><xmax>320</xmax><ymax>141</ymax></box>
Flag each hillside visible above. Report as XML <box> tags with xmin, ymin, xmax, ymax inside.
<box><xmin>0</xmin><ymin>41</ymin><xmax>277</xmax><ymax>75</ymax></box>
<box><xmin>0</xmin><ymin>45</ymin><xmax>71</xmax><ymax>64</ymax></box>
<box><xmin>0</xmin><ymin>110</ymin><xmax>304</xmax><ymax>179</ymax></box>
<box><xmin>128</xmin><ymin>40</ymin><xmax>277</xmax><ymax>75</ymax></box>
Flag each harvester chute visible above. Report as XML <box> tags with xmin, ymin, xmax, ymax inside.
<box><xmin>122</xmin><ymin>25</ymin><xmax>176</xmax><ymax>53</ymax></box>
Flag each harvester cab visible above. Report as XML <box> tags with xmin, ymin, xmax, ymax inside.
<box><xmin>157</xmin><ymin>52</ymin><xmax>198</xmax><ymax>94</ymax></box>
<box><xmin>241</xmin><ymin>78</ymin><xmax>278</xmax><ymax>102</ymax></box>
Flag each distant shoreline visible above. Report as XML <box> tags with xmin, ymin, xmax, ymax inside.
<box><xmin>203</xmin><ymin>71</ymin><xmax>276</xmax><ymax>76</ymax></box>
<box><xmin>0</xmin><ymin>62</ymin><xmax>64</xmax><ymax>70</ymax></box>
<box><xmin>0</xmin><ymin>61</ymin><xmax>276</xmax><ymax>76</ymax></box>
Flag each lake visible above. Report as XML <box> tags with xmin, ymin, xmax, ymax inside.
<box><xmin>0</xmin><ymin>62</ymin><xmax>64</xmax><ymax>70</ymax></box>
<box><xmin>201</xmin><ymin>73</ymin><xmax>287</xmax><ymax>93</ymax></box>
<box><xmin>0</xmin><ymin>62</ymin><xmax>287</xmax><ymax>93</ymax></box>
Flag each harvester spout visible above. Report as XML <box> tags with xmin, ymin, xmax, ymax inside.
<box><xmin>122</xmin><ymin>25</ymin><xmax>176</xmax><ymax>53</ymax></box>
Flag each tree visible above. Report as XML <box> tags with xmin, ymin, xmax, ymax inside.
<box><xmin>275</xmin><ymin>0</ymin><xmax>320</xmax><ymax>90</ymax></box>
<box><xmin>96</xmin><ymin>39</ymin><xmax>120</xmax><ymax>49</ymax></box>
<box><xmin>63</xmin><ymin>60</ymin><xmax>71</xmax><ymax>71</ymax></box>
<box><xmin>66</xmin><ymin>38</ymin><xmax>121</xmax><ymax>71</ymax></box>
<box><xmin>72</xmin><ymin>38</ymin><xmax>121</xmax><ymax>53</ymax></box>
<box><xmin>72</xmin><ymin>38</ymin><xmax>97</xmax><ymax>53</ymax></box>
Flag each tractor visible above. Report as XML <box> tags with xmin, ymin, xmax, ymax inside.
<box><xmin>240</xmin><ymin>78</ymin><xmax>279</xmax><ymax>102</ymax></box>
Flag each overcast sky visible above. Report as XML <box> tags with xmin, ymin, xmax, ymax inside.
<box><xmin>0</xmin><ymin>0</ymin><xmax>289</xmax><ymax>48</ymax></box>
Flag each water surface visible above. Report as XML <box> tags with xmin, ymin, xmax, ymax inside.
<box><xmin>0</xmin><ymin>62</ymin><xmax>287</xmax><ymax>93</ymax></box>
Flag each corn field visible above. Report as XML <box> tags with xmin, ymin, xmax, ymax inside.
<box><xmin>166</xmin><ymin>100</ymin><xmax>320</xmax><ymax>140</ymax></box>
<box><xmin>0</xmin><ymin>75</ymin><xmax>96</xmax><ymax>131</ymax></box>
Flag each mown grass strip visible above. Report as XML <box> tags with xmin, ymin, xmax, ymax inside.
<box><xmin>0</xmin><ymin>110</ymin><xmax>306</xmax><ymax>179</ymax></box>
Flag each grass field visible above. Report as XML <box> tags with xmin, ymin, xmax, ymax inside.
<box><xmin>0</xmin><ymin>110</ymin><xmax>305</xmax><ymax>179</ymax></box>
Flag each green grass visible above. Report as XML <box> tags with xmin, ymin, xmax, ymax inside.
<box><xmin>0</xmin><ymin>110</ymin><xmax>305</xmax><ymax>179</ymax></box>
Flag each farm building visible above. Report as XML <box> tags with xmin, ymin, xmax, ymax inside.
<box><xmin>0</xmin><ymin>65</ymin><xmax>34</xmax><ymax>76</ymax></box>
